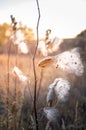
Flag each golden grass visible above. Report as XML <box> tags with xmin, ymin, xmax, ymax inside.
<box><xmin>0</xmin><ymin>54</ymin><xmax>57</xmax><ymax>95</ymax></box>
<box><xmin>0</xmin><ymin>54</ymin><xmax>86</xmax><ymax>130</ymax></box>
<box><xmin>0</xmin><ymin>54</ymin><xmax>82</xmax><ymax>98</ymax></box>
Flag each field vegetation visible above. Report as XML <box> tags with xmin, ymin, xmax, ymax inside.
<box><xmin>0</xmin><ymin>13</ymin><xmax>86</xmax><ymax>130</ymax></box>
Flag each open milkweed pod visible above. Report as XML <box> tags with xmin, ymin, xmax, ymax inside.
<box><xmin>55</xmin><ymin>47</ymin><xmax>84</xmax><ymax>76</ymax></box>
<box><xmin>47</xmin><ymin>87</ymin><xmax>55</xmax><ymax>104</ymax></box>
<box><xmin>38</xmin><ymin>47</ymin><xmax>84</xmax><ymax>76</ymax></box>
<box><xmin>10</xmin><ymin>29</ymin><xmax>25</xmax><ymax>45</ymax></box>
<box><xmin>54</xmin><ymin>78</ymin><xmax>71</xmax><ymax>103</ymax></box>
<box><xmin>12</xmin><ymin>66</ymin><xmax>29</xmax><ymax>82</ymax></box>
<box><xmin>47</xmin><ymin>80</ymin><xmax>60</xmax><ymax>106</ymax></box>
<box><xmin>38</xmin><ymin>56</ymin><xmax>56</xmax><ymax>68</ymax></box>
<box><xmin>18</xmin><ymin>41</ymin><xmax>28</xmax><ymax>54</ymax></box>
<box><xmin>44</xmin><ymin>107</ymin><xmax>59</xmax><ymax>122</ymax></box>
<box><xmin>13</xmin><ymin>66</ymin><xmax>23</xmax><ymax>76</ymax></box>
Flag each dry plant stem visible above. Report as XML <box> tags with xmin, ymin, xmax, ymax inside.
<box><xmin>0</xmin><ymin>117</ymin><xmax>2</xmax><ymax>130</ymax></box>
<box><xmin>7</xmin><ymin>41</ymin><xmax>11</xmax><ymax>129</ymax></box>
<box><xmin>13</xmin><ymin>42</ymin><xmax>18</xmax><ymax>130</ymax></box>
<box><xmin>32</xmin><ymin>0</ymin><xmax>40</xmax><ymax>130</ymax></box>
<box><xmin>10</xmin><ymin>16</ymin><xmax>18</xmax><ymax>130</ymax></box>
<box><xmin>75</xmin><ymin>100</ymin><xmax>79</xmax><ymax>130</ymax></box>
<box><xmin>45</xmin><ymin>121</ymin><xmax>50</xmax><ymax>130</ymax></box>
<box><xmin>27</xmin><ymin>82</ymin><xmax>33</xmax><ymax>102</ymax></box>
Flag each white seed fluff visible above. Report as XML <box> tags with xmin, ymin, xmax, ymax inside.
<box><xmin>44</xmin><ymin>107</ymin><xmax>59</xmax><ymax>122</ymax></box>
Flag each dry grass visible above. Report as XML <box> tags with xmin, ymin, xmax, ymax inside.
<box><xmin>0</xmin><ymin>54</ymin><xmax>85</xmax><ymax>102</ymax></box>
<box><xmin>0</xmin><ymin>54</ymin><xmax>59</xmax><ymax>103</ymax></box>
<box><xmin>0</xmin><ymin>54</ymin><xmax>62</xmax><ymax>90</ymax></box>
<box><xmin>0</xmin><ymin>54</ymin><xmax>86</xmax><ymax>130</ymax></box>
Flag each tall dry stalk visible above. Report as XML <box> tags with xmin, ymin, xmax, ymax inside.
<box><xmin>7</xmin><ymin>37</ymin><xmax>12</xmax><ymax>129</ymax></box>
<box><xmin>32</xmin><ymin>0</ymin><xmax>40</xmax><ymax>130</ymax></box>
<box><xmin>13</xmin><ymin>45</ymin><xmax>18</xmax><ymax>130</ymax></box>
<box><xmin>10</xmin><ymin>15</ymin><xmax>18</xmax><ymax>130</ymax></box>
<box><xmin>75</xmin><ymin>100</ymin><xmax>79</xmax><ymax>130</ymax></box>
<box><xmin>6</xmin><ymin>15</ymin><xmax>16</xmax><ymax>129</ymax></box>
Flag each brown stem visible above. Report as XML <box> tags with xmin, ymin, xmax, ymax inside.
<box><xmin>32</xmin><ymin>0</ymin><xmax>40</xmax><ymax>130</ymax></box>
<box><xmin>13</xmin><ymin>38</ymin><xmax>18</xmax><ymax>130</ymax></box>
<box><xmin>75</xmin><ymin>100</ymin><xmax>79</xmax><ymax>130</ymax></box>
<box><xmin>7</xmin><ymin>41</ymin><xmax>11</xmax><ymax>129</ymax></box>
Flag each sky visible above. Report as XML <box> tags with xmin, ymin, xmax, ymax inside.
<box><xmin>0</xmin><ymin>0</ymin><xmax>86</xmax><ymax>39</ymax></box>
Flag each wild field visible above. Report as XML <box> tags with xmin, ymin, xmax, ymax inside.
<box><xmin>0</xmin><ymin>1</ymin><xmax>86</xmax><ymax>129</ymax></box>
<box><xmin>0</xmin><ymin>53</ymin><xmax>86</xmax><ymax>130</ymax></box>
<box><xmin>0</xmin><ymin>54</ymin><xmax>61</xmax><ymax>130</ymax></box>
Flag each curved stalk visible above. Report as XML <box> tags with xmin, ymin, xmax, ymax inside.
<box><xmin>32</xmin><ymin>0</ymin><xmax>40</xmax><ymax>130</ymax></box>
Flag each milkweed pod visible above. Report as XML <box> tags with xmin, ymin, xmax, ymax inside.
<box><xmin>18</xmin><ymin>41</ymin><xmax>29</xmax><ymax>54</ymax></box>
<box><xmin>55</xmin><ymin>47</ymin><xmax>84</xmax><ymax>76</ymax></box>
<box><xmin>47</xmin><ymin>87</ymin><xmax>55</xmax><ymax>103</ymax></box>
<box><xmin>44</xmin><ymin>107</ymin><xmax>59</xmax><ymax>122</ymax></box>
<box><xmin>54</xmin><ymin>78</ymin><xmax>71</xmax><ymax>103</ymax></box>
<box><xmin>12</xmin><ymin>66</ymin><xmax>28</xmax><ymax>82</ymax></box>
<box><xmin>10</xmin><ymin>30</ymin><xmax>25</xmax><ymax>45</ymax></box>
<box><xmin>38</xmin><ymin>47</ymin><xmax>84</xmax><ymax>76</ymax></box>
<box><xmin>38</xmin><ymin>56</ymin><xmax>56</xmax><ymax>68</ymax></box>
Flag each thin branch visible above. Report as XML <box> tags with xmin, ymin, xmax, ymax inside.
<box><xmin>75</xmin><ymin>100</ymin><xmax>79</xmax><ymax>130</ymax></box>
<box><xmin>6</xmin><ymin>40</ymin><xmax>11</xmax><ymax>130</ymax></box>
<box><xmin>33</xmin><ymin>0</ymin><xmax>41</xmax><ymax>58</ymax></box>
<box><xmin>10</xmin><ymin>15</ymin><xmax>18</xmax><ymax>130</ymax></box>
<box><xmin>13</xmin><ymin>44</ymin><xmax>18</xmax><ymax>130</ymax></box>
<box><xmin>32</xmin><ymin>0</ymin><xmax>40</xmax><ymax>130</ymax></box>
